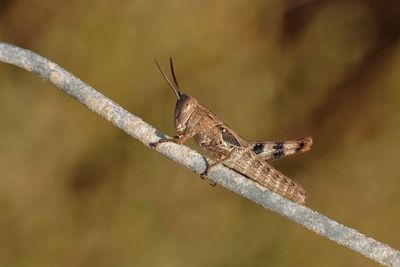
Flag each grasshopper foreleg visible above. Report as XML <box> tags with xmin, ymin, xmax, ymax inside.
<box><xmin>149</xmin><ymin>133</ymin><xmax>192</xmax><ymax>148</ymax></box>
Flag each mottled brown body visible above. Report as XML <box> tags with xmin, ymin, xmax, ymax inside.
<box><xmin>151</xmin><ymin>59</ymin><xmax>311</xmax><ymax>204</ymax></box>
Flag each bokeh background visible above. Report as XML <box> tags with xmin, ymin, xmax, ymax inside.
<box><xmin>1</xmin><ymin>0</ymin><xmax>400</xmax><ymax>266</ymax></box>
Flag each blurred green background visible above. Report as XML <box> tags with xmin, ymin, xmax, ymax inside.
<box><xmin>1</xmin><ymin>0</ymin><xmax>400</xmax><ymax>266</ymax></box>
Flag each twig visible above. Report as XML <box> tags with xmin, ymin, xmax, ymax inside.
<box><xmin>0</xmin><ymin>41</ymin><xmax>399</xmax><ymax>266</ymax></box>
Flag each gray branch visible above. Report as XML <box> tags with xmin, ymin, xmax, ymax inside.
<box><xmin>0</xmin><ymin>41</ymin><xmax>399</xmax><ymax>266</ymax></box>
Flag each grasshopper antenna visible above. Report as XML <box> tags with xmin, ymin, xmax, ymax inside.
<box><xmin>154</xmin><ymin>59</ymin><xmax>181</xmax><ymax>100</ymax></box>
<box><xmin>169</xmin><ymin>57</ymin><xmax>180</xmax><ymax>89</ymax></box>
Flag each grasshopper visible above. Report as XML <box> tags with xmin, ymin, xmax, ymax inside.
<box><xmin>150</xmin><ymin>59</ymin><xmax>312</xmax><ymax>204</ymax></box>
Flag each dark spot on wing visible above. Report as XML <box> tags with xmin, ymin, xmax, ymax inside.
<box><xmin>252</xmin><ymin>143</ymin><xmax>264</xmax><ymax>154</ymax></box>
<box><xmin>272</xmin><ymin>142</ymin><xmax>284</xmax><ymax>150</ymax></box>
<box><xmin>273</xmin><ymin>150</ymin><xmax>285</xmax><ymax>159</ymax></box>
<box><xmin>221</xmin><ymin>127</ymin><xmax>242</xmax><ymax>147</ymax></box>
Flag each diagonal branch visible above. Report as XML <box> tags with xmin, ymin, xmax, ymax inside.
<box><xmin>0</xmin><ymin>41</ymin><xmax>399</xmax><ymax>267</ymax></box>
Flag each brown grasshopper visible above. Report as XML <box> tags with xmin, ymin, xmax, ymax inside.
<box><xmin>150</xmin><ymin>59</ymin><xmax>312</xmax><ymax>204</ymax></box>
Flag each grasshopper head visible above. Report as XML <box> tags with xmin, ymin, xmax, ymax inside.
<box><xmin>155</xmin><ymin>58</ymin><xmax>197</xmax><ymax>134</ymax></box>
<box><xmin>174</xmin><ymin>94</ymin><xmax>198</xmax><ymax>134</ymax></box>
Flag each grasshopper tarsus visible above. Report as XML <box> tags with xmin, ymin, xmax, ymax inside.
<box><xmin>200</xmin><ymin>162</ymin><xmax>212</xmax><ymax>178</ymax></box>
<box><xmin>200</xmin><ymin>170</ymin><xmax>208</xmax><ymax>179</ymax></box>
<box><xmin>200</xmin><ymin>157</ymin><xmax>227</xmax><ymax>179</ymax></box>
<box><xmin>149</xmin><ymin>142</ymin><xmax>158</xmax><ymax>148</ymax></box>
<box><xmin>150</xmin><ymin>135</ymin><xmax>186</xmax><ymax>148</ymax></box>
<box><xmin>150</xmin><ymin>138</ymin><xmax>174</xmax><ymax>148</ymax></box>
<box><xmin>149</xmin><ymin>140</ymin><xmax>164</xmax><ymax>148</ymax></box>
<box><xmin>200</xmin><ymin>168</ymin><xmax>217</xmax><ymax>187</ymax></box>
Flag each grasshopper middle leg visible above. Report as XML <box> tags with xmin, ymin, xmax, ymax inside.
<box><xmin>200</xmin><ymin>152</ymin><xmax>233</xmax><ymax>179</ymax></box>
